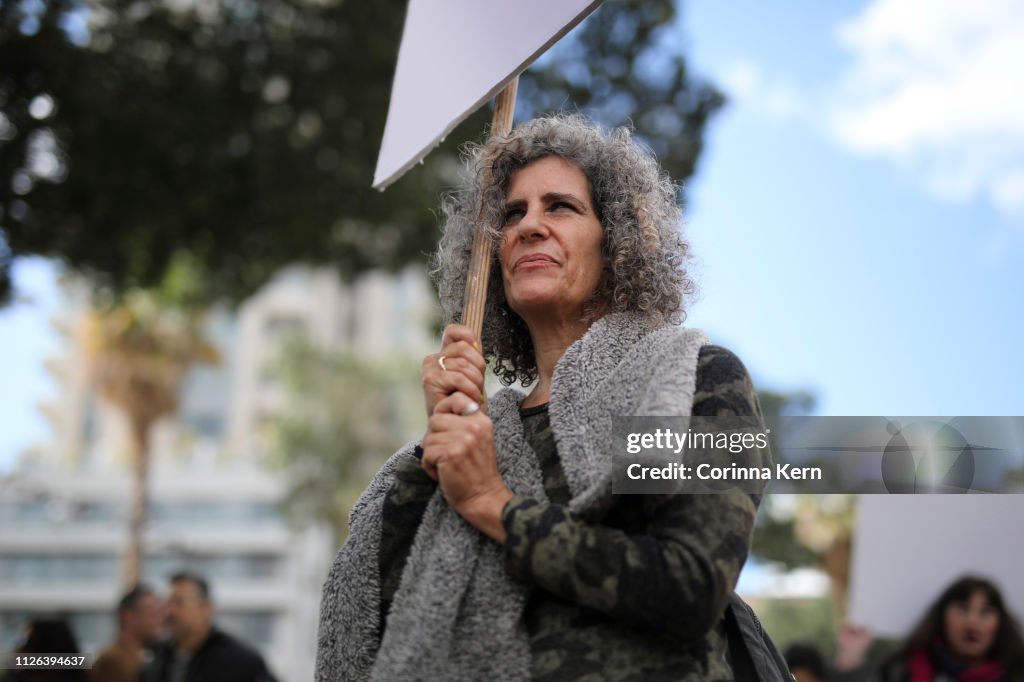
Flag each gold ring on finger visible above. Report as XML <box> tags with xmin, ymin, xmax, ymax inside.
<box><xmin>438</xmin><ymin>356</ymin><xmax>448</xmax><ymax>372</ymax></box>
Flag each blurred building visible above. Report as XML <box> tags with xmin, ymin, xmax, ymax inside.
<box><xmin>0</xmin><ymin>264</ymin><xmax>437</xmax><ymax>682</ymax></box>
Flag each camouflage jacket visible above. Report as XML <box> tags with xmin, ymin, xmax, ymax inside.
<box><xmin>380</xmin><ymin>345</ymin><xmax>769</xmax><ymax>681</ymax></box>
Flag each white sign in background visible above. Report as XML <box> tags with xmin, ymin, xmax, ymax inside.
<box><xmin>373</xmin><ymin>0</ymin><xmax>602</xmax><ymax>190</ymax></box>
<box><xmin>848</xmin><ymin>495</ymin><xmax>1024</xmax><ymax>638</ymax></box>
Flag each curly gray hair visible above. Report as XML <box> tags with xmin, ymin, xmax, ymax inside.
<box><xmin>430</xmin><ymin>113</ymin><xmax>695</xmax><ymax>387</ymax></box>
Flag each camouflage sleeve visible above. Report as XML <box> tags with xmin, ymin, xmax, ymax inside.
<box><xmin>501</xmin><ymin>345</ymin><xmax>767</xmax><ymax>641</ymax></box>
<box><xmin>378</xmin><ymin>449</ymin><xmax>437</xmax><ymax>626</ymax></box>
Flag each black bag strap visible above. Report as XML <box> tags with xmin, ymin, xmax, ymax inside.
<box><xmin>726</xmin><ymin>594</ymin><xmax>795</xmax><ymax>682</ymax></box>
<box><xmin>725</xmin><ymin>602</ymin><xmax>760</xmax><ymax>681</ymax></box>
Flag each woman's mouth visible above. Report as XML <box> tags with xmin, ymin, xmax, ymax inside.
<box><xmin>514</xmin><ymin>254</ymin><xmax>557</xmax><ymax>270</ymax></box>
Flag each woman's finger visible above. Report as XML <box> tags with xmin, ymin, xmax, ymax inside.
<box><xmin>421</xmin><ymin>326</ymin><xmax>487</xmax><ymax>420</ymax></box>
<box><xmin>432</xmin><ymin>352</ymin><xmax>486</xmax><ymax>389</ymax></box>
<box><xmin>440</xmin><ymin>339</ymin><xmax>487</xmax><ymax>375</ymax></box>
<box><xmin>420</xmin><ymin>446</ymin><xmax>439</xmax><ymax>481</ymax></box>
<box><xmin>420</xmin><ymin>430</ymin><xmax>450</xmax><ymax>480</ymax></box>
<box><xmin>441</xmin><ymin>324</ymin><xmax>483</xmax><ymax>354</ymax></box>
<box><xmin>421</xmin><ymin>352</ymin><xmax>483</xmax><ymax>397</ymax></box>
<box><xmin>424</xmin><ymin>353</ymin><xmax>485</xmax><ymax>399</ymax></box>
<box><xmin>426</xmin><ymin>367</ymin><xmax>484</xmax><ymax>405</ymax></box>
<box><xmin>420</xmin><ymin>430</ymin><xmax>466</xmax><ymax>479</ymax></box>
<box><xmin>435</xmin><ymin>391</ymin><xmax>481</xmax><ymax>417</ymax></box>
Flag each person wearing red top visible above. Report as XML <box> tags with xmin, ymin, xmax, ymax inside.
<box><xmin>835</xmin><ymin>576</ymin><xmax>1024</xmax><ymax>682</ymax></box>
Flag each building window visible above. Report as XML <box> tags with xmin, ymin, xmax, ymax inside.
<box><xmin>0</xmin><ymin>555</ymin><xmax>115</xmax><ymax>584</ymax></box>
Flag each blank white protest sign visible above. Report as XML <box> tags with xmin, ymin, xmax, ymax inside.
<box><xmin>848</xmin><ymin>495</ymin><xmax>1024</xmax><ymax>638</ymax></box>
<box><xmin>372</xmin><ymin>0</ymin><xmax>602</xmax><ymax>190</ymax></box>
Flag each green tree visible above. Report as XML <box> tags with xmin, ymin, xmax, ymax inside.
<box><xmin>1001</xmin><ymin>466</ymin><xmax>1024</xmax><ymax>491</ymax></box>
<box><xmin>752</xmin><ymin>387</ymin><xmax>857</xmax><ymax>624</ymax></box>
<box><xmin>266</xmin><ymin>339</ymin><xmax>425</xmax><ymax>545</ymax></box>
<box><xmin>751</xmin><ymin>388</ymin><xmax>821</xmax><ymax>570</ymax></box>
<box><xmin>750</xmin><ymin>597</ymin><xmax>837</xmax><ymax>656</ymax></box>
<box><xmin>1</xmin><ymin>0</ymin><xmax>723</xmax><ymax>304</ymax></box>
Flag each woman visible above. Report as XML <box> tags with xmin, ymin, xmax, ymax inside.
<box><xmin>836</xmin><ymin>576</ymin><xmax>1024</xmax><ymax>681</ymax></box>
<box><xmin>2</xmin><ymin>618</ymin><xmax>87</xmax><ymax>682</ymax></box>
<box><xmin>316</xmin><ymin>114</ymin><xmax>785</xmax><ymax>681</ymax></box>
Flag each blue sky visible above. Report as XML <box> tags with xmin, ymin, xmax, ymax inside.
<box><xmin>2</xmin><ymin>0</ymin><xmax>1023</xmax><ymax>471</ymax></box>
<box><xmin>0</xmin><ymin>258</ymin><xmax>61</xmax><ymax>471</ymax></box>
<box><xmin>679</xmin><ymin>0</ymin><xmax>1024</xmax><ymax>417</ymax></box>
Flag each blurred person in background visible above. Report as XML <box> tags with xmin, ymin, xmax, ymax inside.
<box><xmin>2</xmin><ymin>617</ymin><xmax>86</xmax><ymax>682</ymax></box>
<box><xmin>317</xmin><ymin>114</ymin><xmax>789</xmax><ymax>680</ymax></box>
<box><xmin>834</xmin><ymin>575</ymin><xmax>1024</xmax><ymax>681</ymax></box>
<box><xmin>90</xmin><ymin>584</ymin><xmax>163</xmax><ymax>682</ymax></box>
<box><xmin>140</xmin><ymin>572</ymin><xmax>275</xmax><ymax>682</ymax></box>
<box><xmin>785</xmin><ymin>641</ymin><xmax>828</xmax><ymax>682</ymax></box>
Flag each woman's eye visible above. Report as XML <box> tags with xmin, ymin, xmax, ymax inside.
<box><xmin>503</xmin><ymin>209</ymin><xmax>524</xmax><ymax>225</ymax></box>
<box><xmin>551</xmin><ymin>201</ymin><xmax>573</xmax><ymax>212</ymax></box>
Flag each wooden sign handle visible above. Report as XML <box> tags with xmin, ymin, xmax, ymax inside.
<box><xmin>461</xmin><ymin>78</ymin><xmax>518</xmax><ymax>342</ymax></box>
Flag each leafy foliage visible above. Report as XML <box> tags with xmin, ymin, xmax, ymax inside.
<box><xmin>751</xmin><ymin>597</ymin><xmax>837</xmax><ymax>656</ymax></box>
<box><xmin>522</xmin><ymin>1</ymin><xmax>723</xmax><ymax>184</ymax></box>
<box><xmin>266</xmin><ymin>339</ymin><xmax>425</xmax><ymax>544</ymax></box>
<box><xmin>0</xmin><ymin>0</ymin><xmax>723</xmax><ymax>304</ymax></box>
<box><xmin>752</xmin><ymin>388</ymin><xmax>831</xmax><ymax>571</ymax></box>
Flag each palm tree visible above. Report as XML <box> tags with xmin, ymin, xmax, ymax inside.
<box><xmin>82</xmin><ymin>287</ymin><xmax>218</xmax><ymax>587</ymax></box>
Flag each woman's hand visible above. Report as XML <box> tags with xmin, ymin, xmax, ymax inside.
<box><xmin>834</xmin><ymin>622</ymin><xmax>873</xmax><ymax>672</ymax></box>
<box><xmin>421</xmin><ymin>391</ymin><xmax>513</xmax><ymax>543</ymax></box>
<box><xmin>420</xmin><ymin>324</ymin><xmax>487</xmax><ymax>420</ymax></box>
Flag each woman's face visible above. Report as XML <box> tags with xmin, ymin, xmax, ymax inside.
<box><xmin>943</xmin><ymin>590</ymin><xmax>1000</xmax><ymax>662</ymax></box>
<box><xmin>499</xmin><ymin>156</ymin><xmax>604</xmax><ymax>327</ymax></box>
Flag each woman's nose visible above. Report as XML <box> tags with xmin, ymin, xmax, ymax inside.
<box><xmin>516</xmin><ymin>209</ymin><xmax>549</xmax><ymax>240</ymax></box>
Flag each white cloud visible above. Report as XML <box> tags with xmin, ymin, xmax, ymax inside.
<box><xmin>993</xmin><ymin>170</ymin><xmax>1024</xmax><ymax>213</ymax></box>
<box><xmin>829</xmin><ymin>0</ymin><xmax>1024</xmax><ymax>216</ymax></box>
<box><xmin>720</xmin><ymin>60</ymin><xmax>803</xmax><ymax>122</ymax></box>
<box><xmin>720</xmin><ymin>60</ymin><xmax>760</xmax><ymax>101</ymax></box>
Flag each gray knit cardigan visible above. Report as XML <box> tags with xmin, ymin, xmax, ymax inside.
<box><xmin>315</xmin><ymin>312</ymin><xmax>709</xmax><ymax>681</ymax></box>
